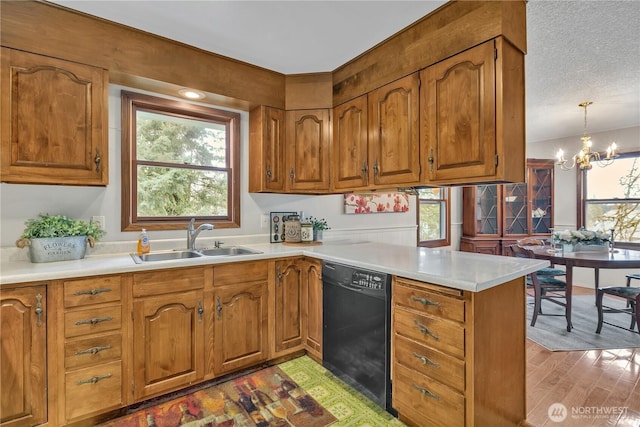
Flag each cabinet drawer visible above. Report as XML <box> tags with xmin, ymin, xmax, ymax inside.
<box><xmin>394</xmin><ymin>307</ymin><xmax>464</xmax><ymax>359</ymax></box>
<box><xmin>394</xmin><ymin>280</ymin><xmax>464</xmax><ymax>323</ymax></box>
<box><xmin>133</xmin><ymin>267</ymin><xmax>205</xmax><ymax>297</ymax></box>
<box><xmin>393</xmin><ymin>363</ymin><xmax>464</xmax><ymax>427</ymax></box>
<box><xmin>65</xmin><ymin>360</ymin><xmax>122</xmax><ymax>420</ymax></box>
<box><xmin>65</xmin><ymin>333</ymin><xmax>122</xmax><ymax>370</ymax></box>
<box><xmin>65</xmin><ymin>306</ymin><xmax>122</xmax><ymax>338</ymax></box>
<box><xmin>214</xmin><ymin>261</ymin><xmax>268</xmax><ymax>286</ymax></box>
<box><xmin>64</xmin><ymin>276</ymin><xmax>122</xmax><ymax>308</ymax></box>
<box><xmin>394</xmin><ymin>334</ymin><xmax>465</xmax><ymax>393</ymax></box>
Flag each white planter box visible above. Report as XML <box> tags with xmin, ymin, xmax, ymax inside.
<box><xmin>28</xmin><ymin>236</ymin><xmax>88</xmax><ymax>263</ymax></box>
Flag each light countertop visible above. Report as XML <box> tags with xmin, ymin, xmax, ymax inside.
<box><xmin>0</xmin><ymin>240</ymin><xmax>548</xmax><ymax>292</ymax></box>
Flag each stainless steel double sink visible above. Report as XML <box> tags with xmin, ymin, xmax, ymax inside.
<box><xmin>130</xmin><ymin>246</ymin><xmax>262</xmax><ymax>264</ymax></box>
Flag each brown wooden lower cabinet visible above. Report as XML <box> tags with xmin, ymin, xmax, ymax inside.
<box><xmin>213</xmin><ymin>261</ymin><xmax>269</xmax><ymax>375</ymax></box>
<box><xmin>302</xmin><ymin>258</ymin><xmax>323</xmax><ymax>361</ymax></box>
<box><xmin>131</xmin><ymin>268</ymin><xmax>206</xmax><ymax>402</ymax></box>
<box><xmin>392</xmin><ymin>276</ymin><xmax>526</xmax><ymax>427</ymax></box>
<box><xmin>0</xmin><ymin>284</ymin><xmax>47</xmax><ymax>427</ymax></box>
<box><xmin>57</xmin><ymin>275</ymin><xmax>126</xmax><ymax>423</ymax></box>
<box><xmin>0</xmin><ymin>258</ymin><xmax>526</xmax><ymax>426</ymax></box>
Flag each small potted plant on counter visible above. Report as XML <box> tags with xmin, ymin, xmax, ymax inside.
<box><xmin>308</xmin><ymin>216</ymin><xmax>330</xmax><ymax>242</ymax></box>
<box><xmin>16</xmin><ymin>213</ymin><xmax>106</xmax><ymax>263</ymax></box>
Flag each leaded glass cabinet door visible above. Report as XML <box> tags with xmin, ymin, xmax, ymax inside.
<box><xmin>528</xmin><ymin>159</ymin><xmax>554</xmax><ymax>234</ymax></box>
<box><xmin>503</xmin><ymin>182</ymin><xmax>528</xmax><ymax>236</ymax></box>
<box><xmin>463</xmin><ymin>185</ymin><xmax>501</xmax><ymax>237</ymax></box>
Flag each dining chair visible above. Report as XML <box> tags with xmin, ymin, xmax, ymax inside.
<box><xmin>595</xmin><ymin>273</ymin><xmax>640</xmax><ymax>334</ymax></box>
<box><xmin>509</xmin><ymin>244</ymin><xmax>572</xmax><ymax>332</ymax></box>
<box><xmin>515</xmin><ymin>237</ymin><xmax>566</xmax><ymax>278</ymax></box>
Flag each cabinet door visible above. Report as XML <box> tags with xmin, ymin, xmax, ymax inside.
<box><xmin>274</xmin><ymin>260</ymin><xmax>303</xmax><ymax>354</ymax></box>
<box><xmin>249</xmin><ymin>105</ymin><xmax>286</xmax><ymax>193</ymax></box>
<box><xmin>286</xmin><ymin>109</ymin><xmax>331</xmax><ymax>192</ymax></box>
<box><xmin>422</xmin><ymin>40</ymin><xmax>497</xmax><ymax>183</ymax></box>
<box><xmin>462</xmin><ymin>185</ymin><xmax>502</xmax><ymax>237</ymax></box>
<box><xmin>1</xmin><ymin>47</ymin><xmax>108</xmax><ymax>186</ymax></box>
<box><xmin>1</xmin><ymin>285</ymin><xmax>47</xmax><ymax>427</ymax></box>
<box><xmin>368</xmin><ymin>73</ymin><xmax>421</xmax><ymax>187</ymax></box>
<box><xmin>503</xmin><ymin>182</ymin><xmax>528</xmax><ymax>236</ymax></box>
<box><xmin>528</xmin><ymin>159</ymin><xmax>554</xmax><ymax>235</ymax></box>
<box><xmin>333</xmin><ymin>95</ymin><xmax>369</xmax><ymax>190</ymax></box>
<box><xmin>302</xmin><ymin>259</ymin><xmax>323</xmax><ymax>360</ymax></box>
<box><xmin>213</xmin><ymin>281</ymin><xmax>268</xmax><ymax>375</ymax></box>
<box><xmin>132</xmin><ymin>291</ymin><xmax>204</xmax><ymax>401</ymax></box>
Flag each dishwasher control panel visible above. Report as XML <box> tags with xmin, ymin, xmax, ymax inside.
<box><xmin>352</xmin><ymin>270</ymin><xmax>385</xmax><ymax>289</ymax></box>
<box><xmin>322</xmin><ymin>261</ymin><xmax>389</xmax><ymax>291</ymax></box>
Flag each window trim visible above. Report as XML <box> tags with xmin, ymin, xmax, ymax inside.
<box><xmin>578</xmin><ymin>150</ymin><xmax>640</xmax><ymax>248</ymax></box>
<box><xmin>121</xmin><ymin>90</ymin><xmax>241</xmax><ymax>232</ymax></box>
<box><xmin>416</xmin><ymin>188</ymin><xmax>451</xmax><ymax>248</ymax></box>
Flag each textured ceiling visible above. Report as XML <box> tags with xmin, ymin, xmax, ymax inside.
<box><xmin>50</xmin><ymin>0</ymin><xmax>640</xmax><ymax>145</ymax></box>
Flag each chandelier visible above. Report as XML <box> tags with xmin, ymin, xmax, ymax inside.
<box><xmin>555</xmin><ymin>101</ymin><xmax>618</xmax><ymax>170</ymax></box>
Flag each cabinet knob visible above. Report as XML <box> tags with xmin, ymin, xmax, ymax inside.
<box><xmin>414</xmin><ymin>319</ymin><xmax>439</xmax><ymax>341</ymax></box>
<box><xmin>74</xmin><ymin>288</ymin><xmax>111</xmax><ymax>296</ymax></box>
<box><xmin>94</xmin><ymin>148</ymin><xmax>101</xmax><ymax>173</ymax></box>
<box><xmin>76</xmin><ymin>373</ymin><xmax>112</xmax><ymax>385</ymax></box>
<box><xmin>412</xmin><ymin>296</ymin><xmax>440</xmax><ymax>307</ymax></box>
<box><xmin>216</xmin><ymin>296</ymin><xmax>222</xmax><ymax>319</ymax></box>
<box><xmin>266</xmin><ymin>166</ymin><xmax>272</xmax><ymax>183</ymax></box>
<box><xmin>35</xmin><ymin>293</ymin><xmax>43</xmax><ymax>326</ymax></box>
<box><xmin>412</xmin><ymin>383</ymin><xmax>440</xmax><ymax>400</ymax></box>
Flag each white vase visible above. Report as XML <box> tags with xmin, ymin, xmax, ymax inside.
<box><xmin>314</xmin><ymin>230</ymin><xmax>323</xmax><ymax>242</ymax></box>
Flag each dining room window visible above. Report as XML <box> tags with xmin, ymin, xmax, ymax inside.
<box><xmin>121</xmin><ymin>91</ymin><xmax>240</xmax><ymax>231</ymax></box>
<box><xmin>579</xmin><ymin>151</ymin><xmax>640</xmax><ymax>247</ymax></box>
<box><xmin>417</xmin><ymin>188</ymin><xmax>450</xmax><ymax>247</ymax></box>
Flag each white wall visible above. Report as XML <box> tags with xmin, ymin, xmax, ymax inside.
<box><xmin>2</xmin><ymin>85</ymin><xmax>466</xmax><ymax>250</ymax></box>
<box><xmin>525</xmin><ymin>125</ymin><xmax>640</xmax><ymax>288</ymax></box>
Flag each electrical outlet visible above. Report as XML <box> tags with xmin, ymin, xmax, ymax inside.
<box><xmin>91</xmin><ymin>216</ymin><xmax>106</xmax><ymax>231</ymax></box>
<box><xmin>260</xmin><ymin>214</ymin><xmax>269</xmax><ymax>229</ymax></box>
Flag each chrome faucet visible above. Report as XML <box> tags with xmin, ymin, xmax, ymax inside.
<box><xmin>187</xmin><ymin>218</ymin><xmax>214</xmax><ymax>250</ymax></box>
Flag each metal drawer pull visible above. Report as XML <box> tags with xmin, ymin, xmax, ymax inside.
<box><xmin>413</xmin><ymin>352</ymin><xmax>440</xmax><ymax>368</ymax></box>
<box><xmin>76</xmin><ymin>345</ymin><xmax>111</xmax><ymax>356</ymax></box>
<box><xmin>76</xmin><ymin>373</ymin><xmax>112</xmax><ymax>385</ymax></box>
<box><xmin>412</xmin><ymin>296</ymin><xmax>440</xmax><ymax>307</ymax></box>
<box><xmin>414</xmin><ymin>319</ymin><xmax>439</xmax><ymax>341</ymax></box>
<box><xmin>74</xmin><ymin>288</ymin><xmax>112</xmax><ymax>296</ymax></box>
<box><xmin>412</xmin><ymin>383</ymin><xmax>440</xmax><ymax>400</ymax></box>
<box><xmin>75</xmin><ymin>316</ymin><xmax>113</xmax><ymax>326</ymax></box>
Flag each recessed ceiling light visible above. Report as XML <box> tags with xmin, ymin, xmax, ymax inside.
<box><xmin>178</xmin><ymin>88</ymin><xmax>205</xmax><ymax>100</ymax></box>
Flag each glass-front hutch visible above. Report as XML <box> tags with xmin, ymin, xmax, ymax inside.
<box><xmin>460</xmin><ymin>159</ymin><xmax>554</xmax><ymax>255</ymax></box>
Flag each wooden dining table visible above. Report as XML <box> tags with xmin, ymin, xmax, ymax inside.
<box><xmin>528</xmin><ymin>246</ymin><xmax>640</xmax><ymax>299</ymax></box>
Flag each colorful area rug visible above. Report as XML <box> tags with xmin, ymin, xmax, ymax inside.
<box><xmin>99</xmin><ymin>364</ymin><xmax>336</xmax><ymax>427</ymax></box>
<box><xmin>98</xmin><ymin>356</ymin><xmax>403</xmax><ymax>427</ymax></box>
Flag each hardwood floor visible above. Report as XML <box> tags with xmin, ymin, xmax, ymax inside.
<box><xmin>525</xmin><ymin>286</ymin><xmax>640</xmax><ymax>426</ymax></box>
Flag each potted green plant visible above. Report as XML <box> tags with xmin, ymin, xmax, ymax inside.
<box><xmin>308</xmin><ymin>217</ymin><xmax>330</xmax><ymax>241</ymax></box>
<box><xmin>16</xmin><ymin>214</ymin><xmax>106</xmax><ymax>263</ymax></box>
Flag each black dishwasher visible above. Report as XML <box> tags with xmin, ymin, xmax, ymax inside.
<box><xmin>322</xmin><ymin>261</ymin><xmax>393</xmax><ymax>413</ymax></box>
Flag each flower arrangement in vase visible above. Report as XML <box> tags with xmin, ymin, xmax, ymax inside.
<box><xmin>553</xmin><ymin>228</ymin><xmax>610</xmax><ymax>252</ymax></box>
<box><xmin>307</xmin><ymin>217</ymin><xmax>330</xmax><ymax>241</ymax></box>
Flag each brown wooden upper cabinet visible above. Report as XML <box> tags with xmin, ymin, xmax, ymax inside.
<box><xmin>249</xmin><ymin>107</ymin><xmax>331</xmax><ymax>193</ymax></box>
<box><xmin>249</xmin><ymin>105</ymin><xmax>286</xmax><ymax>193</ymax></box>
<box><xmin>420</xmin><ymin>37</ymin><xmax>525</xmax><ymax>185</ymax></box>
<box><xmin>285</xmin><ymin>109</ymin><xmax>331</xmax><ymax>193</ymax></box>
<box><xmin>1</xmin><ymin>48</ymin><xmax>109</xmax><ymax>186</ymax></box>
<box><xmin>333</xmin><ymin>73</ymin><xmax>421</xmax><ymax>191</ymax></box>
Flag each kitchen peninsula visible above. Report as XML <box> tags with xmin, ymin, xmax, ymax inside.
<box><xmin>1</xmin><ymin>241</ymin><xmax>547</xmax><ymax>426</ymax></box>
